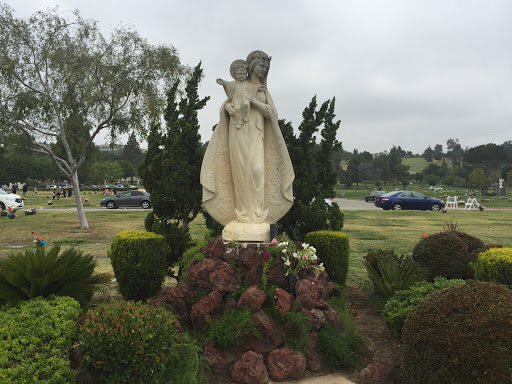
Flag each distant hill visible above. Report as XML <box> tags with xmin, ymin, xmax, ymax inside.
<box><xmin>402</xmin><ymin>157</ymin><xmax>452</xmax><ymax>173</ymax></box>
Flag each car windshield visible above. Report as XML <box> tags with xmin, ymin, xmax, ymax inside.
<box><xmin>0</xmin><ymin>189</ymin><xmax>7</xmax><ymax>195</ymax></box>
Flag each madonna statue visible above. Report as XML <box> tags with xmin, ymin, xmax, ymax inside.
<box><xmin>200</xmin><ymin>50</ymin><xmax>294</xmax><ymax>241</ymax></box>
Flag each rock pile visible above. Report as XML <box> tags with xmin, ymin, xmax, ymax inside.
<box><xmin>153</xmin><ymin>238</ymin><xmax>343</xmax><ymax>383</ymax></box>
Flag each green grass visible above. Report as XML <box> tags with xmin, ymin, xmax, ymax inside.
<box><xmin>401</xmin><ymin>157</ymin><xmax>452</xmax><ymax>173</ymax></box>
<box><xmin>17</xmin><ymin>190</ymin><xmax>122</xmax><ymax>208</ymax></box>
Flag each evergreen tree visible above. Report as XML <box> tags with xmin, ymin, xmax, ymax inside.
<box><xmin>278</xmin><ymin>96</ymin><xmax>344</xmax><ymax>240</ymax></box>
<box><xmin>139</xmin><ymin>63</ymin><xmax>209</xmax><ymax>274</ymax></box>
<box><xmin>121</xmin><ymin>132</ymin><xmax>144</xmax><ymax>183</ymax></box>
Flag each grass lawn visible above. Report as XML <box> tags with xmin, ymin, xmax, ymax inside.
<box><xmin>2</xmin><ymin>207</ymin><xmax>511</xmax><ymax>290</ymax></box>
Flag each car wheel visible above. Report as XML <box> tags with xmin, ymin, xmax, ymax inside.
<box><xmin>392</xmin><ymin>203</ymin><xmax>402</xmax><ymax>210</ymax></box>
<box><xmin>106</xmin><ymin>201</ymin><xmax>116</xmax><ymax>209</ymax></box>
<box><xmin>365</xmin><ymin>197</ymin><xmax>369</xmax><ymax>202</ymax></box>
<box><xmin>141</xmin><ymin>200</ymin><xmax>151</xmax><ymax>209</ymax></box>
<box><xmin>431</xmin><ymin>203</ymin><xmax>441</xmax><ymax>211</ymax></box>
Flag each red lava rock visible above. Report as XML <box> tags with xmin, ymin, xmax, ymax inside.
<box><xmin>267</xmin><ymin>346</ymin><xmax>306</xmax><ymax>382</ymax></box>
<box><xmin>274</xmin><ymin>288</ymin><xmax>294</xmax><ymax>315</ymax></box>
<box><xmin>190</xmin><ymin>291</ymin><xmax>223</xmax><ymax>330</ymax></box>
<box><xmin>204</xmin><ymin>343</ymin><xmax>229</xmax><ymax>374</ymax></box>
<box><xmin>267</xmin><ymin>262</ymin><xmax>288</xmax><ymax>286</ymax></box>
<box><xmin>323</xmin><ymin>306</ymin><xmax>342</xmax><ymax>329</ymax></box>
<box><xmin>301</xmin><ymin>308</ymin><xmax>326</xmax><ymax>331</ymax></box>
<box><xmin>296</xmin><ymin>277</ymin><xmax>330</xmax><ymax>310</ymax></box>
<box><xmin>359</xmin><ymin>360</ymin><xmax>396</xmax><ymax>384</ymax></box>
<box><xmin>188</xmin><ymin>258</ymin><xmax>241</xmax><ymax>293</ymax></box>
<box><xmin>204</xmin><ymin>238</ymin><xmax>228</xmax><ymax>259</ymax></box>
<box><xmin>238</xmin><ymin>247</ymin><xmax>263</xmax><ymax>286</ymax></box>
<box><xmin>238</xmin><ymin>286</ymin><xmax>266</xmax><ymax>310</ymax></box>
<box><xmin>231</xmin><ymin>351</ymin><xmax>268</xmax><ymax>384</ymax></box>
<box><xmin>305</xmin><ymin>332</ymin><xmax>322</xmax><ymax>372</ymax></box>
<box><xmin>152</xmin><ymin>284</ymin><xmax>195</xmax><ymax>325</ymax></box>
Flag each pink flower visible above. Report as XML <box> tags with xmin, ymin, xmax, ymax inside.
<box><xmin>263</xmin><ymin>252</ymin><xmax>271</xmax><ymax>261</ymax></box>
<box><xmin>271</xmin><ymin>238</ymin><xmax>278</xmax><ymax>244</ymax></box>
<box><xmin>303</xmin><ymin>254</ymin><xmax>308</xmax><ymax>260</ymax></box>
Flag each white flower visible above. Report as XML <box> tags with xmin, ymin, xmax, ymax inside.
<box><xmin>302</xmin><ymin>243</ymin><xmax>309</xmax><ymax>249</ymax></box>
<box><xmin>282</xmin><ymin>249</ymin><xmax>287</xmax><ymax>253</ymax></box>
<box><xmin>311</xmin><ymin>255</ymin><xmax>318</xmax><ymax>261</ymax></box>
<box><xmin>278</xmin><ymin>241</ymin><xmax>289</xmax><ymax>247</ymax></box>
<box><xmin>284</xmin><ymin>259</ymin><xmax>291</xmax><ymax>266</ymax></box>
<box><xmin>293</xmin><ymin>252</ymin><xmax>299</xmax><ymax>259</ymax></box>
<box><xmin>310</xmin><ymin>246</ymin><xmax>316</xmax><ymax>253</ymax></box>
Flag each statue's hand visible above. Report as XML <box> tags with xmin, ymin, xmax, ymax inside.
<box><xmin>216</xmin><ymin>78</ymin><xmax>225</xmax><ymax>85</ymax></box>
<box><xmin>226</xmin><ymin>103</ymin><xmax>235</xmax><ymax>116</ymax></box>
<box><xmin>245</xmin><ymin>94</ymin><xmax>255</xmax><ymax>104</ymax></box>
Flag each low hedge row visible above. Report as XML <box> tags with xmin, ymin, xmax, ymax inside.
<box><xmin>0</xmin><ymin>296</ymin><xmax>80</xmax><ymax>383</ymax></box>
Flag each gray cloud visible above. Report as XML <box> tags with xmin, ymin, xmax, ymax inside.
<box><xmin>5</xmin><ymin>0</ymin><xmax>512</xmax><ymax>154</ymax></box>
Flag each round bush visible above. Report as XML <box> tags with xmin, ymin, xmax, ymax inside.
<box><xmin>109</xmin><ymin>231</ymin><xmax>167</xmax><ymax>300</ymax></box>
<box><xmin>472</xmin><ymin>247</ymin><xmax>512</xmax><ymax>287</ymax></box>
<box><xmin>412</xmin><ymin>232</ymin><xmax>474</xmax><ymax>280</ymax></box>
<box><xmin>401</xmin><ymin>280</ymin><xmax>512</xmax><ymax>384</ymax></box>
<box><xmin>80</xmin><ymin>300</ymin><xmax>178</xmax><ymax>383</ymax></box>
<box><xmin>450</xmin><ymin>231</ymin><xmax>485</xmax><ymax>257</ymax></box>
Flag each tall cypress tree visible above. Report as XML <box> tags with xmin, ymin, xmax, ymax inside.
<box><xmin>278</xmin><ymin>96</ymin><xmax>343</xmax><ymax>240</ymax></box>
<box><xmin>139</xmin><ymin>62</ymin><xmax>209</xmax><ymax>274</ymax></box>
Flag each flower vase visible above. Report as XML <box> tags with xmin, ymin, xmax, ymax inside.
<box><xmin>288</xmin><ymin>274</ymin><xmax>298</xmax><ymax>295</ymax></box>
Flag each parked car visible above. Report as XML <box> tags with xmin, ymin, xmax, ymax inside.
<box><xmin>113</xmin><ymin>184</ymin><xmax>125</xmax><ymax>189</ymax></box>
<box><xmin>100</xmin><ymin>190</ymin><xmax>151</xmax><ymax>209</ymax></box>
<box><xmin>49</xmin><ymin>185</ymin><xmax>57</xmax><ymax>189</ymax></box>
<box><xmin>365</xmin><ymin>190</ymin><xmax>386</xmax><ymax>202</ymax></box>
<box><xmin>88</xmin><ymin>184</ymin><xmax>99</xmax><ymax>189</ymax></box>
<box><xmin>429</xmin><ymin>186</ymin><xmax>443</xmax><ymax>191</ymax></box>
<box><xmin>0</xmin><ymin>189</ymin><xmax>24</xmax><ymax>211</ymax></box>
<box><xmin>1</xmin><ymin>184</ymin><xmax>9</xmax><ymax>190</ymax></box>
<box><xmin>39</xmin><ymin>184</ymin><xmax>51</xmax><ymax>189</ymax></box>
<box><xmin>374</xmin><ymin>191</ymin><xmax>445</xmax><ymax>211</ymax></box>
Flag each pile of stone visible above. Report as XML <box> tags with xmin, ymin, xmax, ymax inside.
<box><xmin>153</xmin><ymin>238</ymin><xmax>342</xmax><ymax>384</ymax></box>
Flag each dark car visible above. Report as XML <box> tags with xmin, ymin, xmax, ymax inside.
<box><xmin>365</xmin><ymin>190</ymin><xmax>386</xmax><ymax>202</ymax></box>
<box><xmin>374</xmin><ymin>190</ymin><xmax>445</xmax><ymax>211</ymax></box>
<box><xmin>100</xmin><ymin>190</ymin><xmax>151</xmax><ymax>209</ymax></box>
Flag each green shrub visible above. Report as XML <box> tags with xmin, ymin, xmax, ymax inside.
<box><xmin>150</xmin><ymin>218</ymin><xmax>193</xmax><ymax>277</ymax></box>
<box><xmin>0</xmin><ymin>245</ymin><xmax>110</xmax><ymax>308</ymax></box>
<box><xmin>304</xmin><ymin>231</ymin><xmax>349</xmax><ymax>286</ymax></box>
<box><xmin>282</xmin><ymin>310</ymin><xmax>312</xmax><ymax>353</ymax></box>
<box><xmin>109</xmin><ymin>231</ymin><xmax>167</xmax><ymax>300</ymax></box>
<box><xmin>317</xmin><ymin>325</ymin><xmax>362</xmax><ymax>370</ymax></box>
<box><xmin>144</xmin><ymin>211</ymin><xmax>155</xmax><ymax>232</ymax></box>
<box><xmin>0</xmin><ymin>296</ymin><xmax>80</xmax><ymax>383</ymax></box>
<box><xmin>178</xmin><ymin>240</ymin><xmax>207</xmax><ymax>283</ymax></box>
<box><xmin>401</xmin><ymin>280</ymin><xmax>512</xmax><ymax>384</ymax></box>
<box><xmin>205</xmin><ymin>308</ymin><xmax>260</xmax><ymax>349</ymax></box>
<box><xmin>472</xmin><ymin>247</ymin><xmax>512</xmax><ymax>287</ymax></box>
<box><xmin>412</xmin><ymin>231</ymin><xmax>476</xmax><ymax>280</ymax></box>
<box><xmin>383</xmin><ymin>278</ymin><xmax>465</xmax><ymax>338</ymax></box>
<box><xmin>80</xmin><ymin>300</ymin><xmax>206</xmax><ymax>384</ymax></box>
<box><xmin>363</xmin><ymin>249</ymin><xmax>428</xmax><ymax>300</ymax></box>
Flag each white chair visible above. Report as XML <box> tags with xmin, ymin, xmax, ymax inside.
<box><xmin>464</xmin><ymin>197</ymin><xmax>478</xmax><ymax>210</ymax></box>
<box><xmin>446</xmin><ymin>196</ymin><xmax>458</xmax><ymax>208</ymax></box>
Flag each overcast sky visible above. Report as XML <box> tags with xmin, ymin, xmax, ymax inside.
<box><xmin>4</xmin><ymin>0</ymin><xmax>512</xmax><ymax>154</ymax></box>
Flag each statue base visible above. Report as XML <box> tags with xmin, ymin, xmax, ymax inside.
<box><xmin>222</xmin><ymin>220</ymin><xmax>270</xmax><ymax>242</ymax></box>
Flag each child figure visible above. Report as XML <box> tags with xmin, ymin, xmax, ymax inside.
<box><xmin>216</xmin><ymin>59</ymin><xmax>250</xmax><ymax>129</ymax></box>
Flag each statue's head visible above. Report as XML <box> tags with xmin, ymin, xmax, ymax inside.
<box><xmin>229</xmin><ymin>59</ymin><xmax>247</xmax><ymax>81</ymax></box>
<box><xmin>246</xmin><ymin>50</ymin><xmax>271</xmax><ymax>84</ymax></box>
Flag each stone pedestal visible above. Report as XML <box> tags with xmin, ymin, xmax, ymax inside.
<box><xmin>222</xmin><ymin>220</ymin><xmax>270</xmax><ymax>242</ymax></box>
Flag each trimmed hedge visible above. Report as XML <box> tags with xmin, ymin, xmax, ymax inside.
<box><xmin>402</xmin><ymin>280</ymin><xmax>512</xmax><ymax>384</ymax></box>
<box><xmin>383</xmin><ymin>278</ymin><xmax>465</xmax><ymax>338</ymax></box>
<box><xmin>472</xmin><ymin>247</ymin><xmax>512</xmax><ymax>287</ymax></box>
<box><xmin>304</xmin><ymin>231</ymin><xmax>349</xmax><ymax>285</ymax></box>
<box><xmin>0</xmin><ymin>296</ymin><xmax>80</xmax><ymax>383</ymax></box>
<box><xmin>109</xmin><ymin>231</ymin><xmax>167</xmax><ymax>300</ymax></box>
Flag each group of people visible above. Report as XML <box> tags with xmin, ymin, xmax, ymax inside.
<box><xmin>52</xmin><ymin>186</ymin><xmax>72</xmax><ymax>200</ymax></box>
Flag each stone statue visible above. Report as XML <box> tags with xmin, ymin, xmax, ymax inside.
<box><xmin>201</xmin><ymin>50</ymin><xmax>294</xmax><ymax>241</ymax></box>
<box><xmin>499</xmin><ymin>178</ymin><xmax>504</xmax><ymax>189</ymax></box>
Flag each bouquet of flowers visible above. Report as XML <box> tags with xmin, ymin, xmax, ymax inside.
<box><xmin>266</xmin><ymin>237</ymin><xmax>324</xmax><ymax>277</ymax></box>
<box><xmin>0</xmin><ymin>210</ymin><xmax>7</xmax><ymax>216</ymax></box>
<box><xmin>25</xmin><ymin>206</ymin><xmax>37</xmax><ymax>215</ymax></box>
<box><xmin>7</xmin><ymin>207</ymin><xmax>16</xmax><ymax>219</ymax></box>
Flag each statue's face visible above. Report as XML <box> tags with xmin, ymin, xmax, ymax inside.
<box><xmin>235</xmin><ymin>67</ymin><xmax>247</xmax><ymax>81</ymax></box>
<box><xmin>253</xmin><ymin>61</ymin><xmax>269</xmax><ymax>78</ymax></box>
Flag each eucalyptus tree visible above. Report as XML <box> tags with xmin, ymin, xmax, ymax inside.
<box><xmin>0</xmin><ymin>5</ymin><xmax>185</xmax><ymax>228</ymax></box>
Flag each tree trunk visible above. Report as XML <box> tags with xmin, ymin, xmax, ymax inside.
<box><xmin>70</xmin><ymin>171</ymin><xmax>89</xmax><ymax>229</ymax></box>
